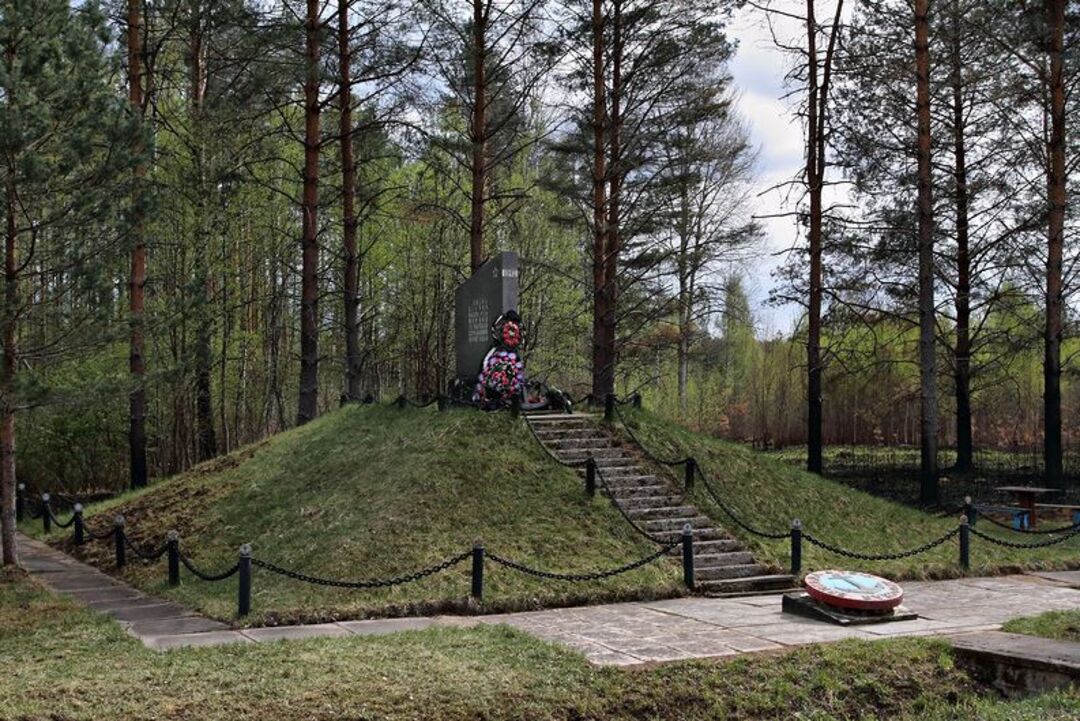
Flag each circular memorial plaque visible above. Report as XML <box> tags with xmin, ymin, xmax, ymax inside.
<box><xmin>803</xmin><ymin>570</ymin><xmax>904</xmax><ymax>611</ymax></box>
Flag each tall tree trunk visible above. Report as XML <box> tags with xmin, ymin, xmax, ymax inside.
<box><xmin>950</xmin><ymin>3</ymin><xmax>973</xmax><ymax>474</ymax></box>
<box><xmin>1044</xmin><ymin>0</ymin><xmax>1066</xmax><ymax>488</ymax></box>
<box><xmin>601</xmin><ymin>0</ymin><xmax>622</xmax><ymax>401</ymax></box>
<box><xmin>1</xmin><ymin>178</ymin><xmax>17</xmax><ymax>566</ymax></box>
<box><xmin>805</xmin><ymin>0</ymin><xmax>824</xmax><ymax>475</ymax></box>
<box><xmin>590</xmin><ymin>0</ymin><xmax>608</xmax><ymax>401</ymax></box>
<box><xmin>915</xmin><ymin>0</ymin><xmax>939</xmax><ymax>504</ymax></box>
<box><xmin>339</xmin><ymin>0</ymin><xmax>362</xmax><ymax>402</ymax></box>
<box><xmin>190</xmin><ymin>3</ymin><xmax>217</xmax><ymax>462</ymax></box>
<box><xmin>128</xmin><ymin>0</ymin><xmax>148</xmax><ymax>489</ymax></box>
<box><xmin>469</xmin><ymin>0</ymin><xmax>487</xmax><ymax>273</ymax></box>
<box><xmin>297</xmin><ymin>0</ymin><xmax>321</xmax><ymax>426</ymax></box>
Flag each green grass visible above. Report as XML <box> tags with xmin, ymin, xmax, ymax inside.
<box><xmin>26</xmin><ymin>405</ymin><xmax>682</xmax><ymax>624</ymax></box>
<box><xmin>614</xmin><ymin>409</ymin><xmax>1080</xmax><ymax>580</ymax></box>
<box><xmin>1003</xmin><ymin>609</ymin><xmax>1080</xmax><ymax>642</ymax></box>
<box><xmin>4</xmin><ymin>573</ymin><xmax>1078</xmax><ymax>721</ymax></box>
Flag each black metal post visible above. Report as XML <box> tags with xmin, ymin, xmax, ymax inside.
<box><xmin>510</xmin><ymin>395</ymin><xmax>521</xmax><ymax>419</ymax></box>
<box><xmin>437</xmin><ymin>395</ymin><xmax>447</xmax><ymax>412</ymax></box>
<box><xmin>167</xmin><ymin>531</ymin><xmax>180</xmax><ymax>586</ymax></box>
<box><xmin>396</xmin><ymin>395</ymin><xmax>407</xmax><ymax>410</ymax></box>
<box><xmin>959</xmin><ymin>517</ymin><xmax>970</xmax><ymax>571</ymax></box>
<box><xmin>73</xmin><ymin>504</ymin><xmax>85</xmax><ymax>546</ymax></box>
<box><xmin>790</xmin><ymin>519</ymin><xmax>802</xmax><ymax>576</ymax></box>
<box><xmin>471</xmin><ymin>542</ymin><xmax>484</xmax><ymax>602</ymax></box>
<box><xmin>41</xmin><ymin>494</ymin><xmax>51</xmax><ymax>534</ymax></box>
<box><xmin>238</xmin><ymin>544</ymin><xmax>252</xmax><ymax>617</ymax></box>
<box><xmin>604</xmin><ymin>393</ymin><xmax>614</xmax><ymax>422</ymax></box>
<box><xmin>681</xmin><ymin>524</ymin><xmax>695</xmax><ymax>590</ymax></box>
<box><xmin>114</xmin><ymin>515</ymin><xmax>126</xmax><ymax>569</ymax></box>
<box><xmin>963</xmin><ymin>495</ymin><xmax>975</xmax><ymax>526</ymax></box>
<box><xmin>632</xmin><ymin>392</ymin><xmax>642</xmax><ymax>409</ymax></box>
<box><xmin>684</xmin><ymin>458</ymin><xmax>697</xmax><ymax>492</ymax></box>
<box><xmin>15</xmin><ymin>483</ymin><xmax>24</xmax><ymax>522</ymax></box>
<box><xmin>585</xmin><ymin>456</ymin><xmax>596</xmax><ymax>497</ymax></box>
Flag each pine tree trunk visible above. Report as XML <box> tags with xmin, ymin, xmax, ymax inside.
<box><xmin>1044</xmin><ymin>0</ymin><xmax>1066</xmax><ymax>488</ymax></box>
<box><xmin>915</xmin><ymin>0</ymin><xmax>939</xmax><ymax>504</ymax></box>
<box><xmin>128</xmin><ymin>0</ymin><xmax>148</xmax><ymax>489</ymax></box>
<box><xmin>805</xmin><ymin>0</ymin><xmax>824</xmax><ymax>475</ymax></box>
<box><xmin>297</xmin><ymin>0</ymin><xmax>321</xmax><ymax>426</ymax></box>
<box><xmin>1</xmin><ymin>179</ymin><xmax>17</xmax><ymax>566</ymax></box>
<box><xmin>469</xmin><ymin>0</ymin><xmax>487</xmax><ymax>274</ymax></box>
<box><xmin>190</xmin><ymin>5</ymin><xmax>217</xmax><ymax>462</ymax></box>
<box><xmin>600</xmin><ymin>0</ymin><xmax>622</xmax><ymax>402</ymax></box>
<box><xmin>590</xmin><ymin>0</ymin><xmax>608</xmax><ymax>402</ymax></box>
<box><xmin>339</xmin><ymin>0</ymin><xmax>362</xmax><ymax>402</ymax></box>
<box><xmin>950</xmin><ymin>6</ymin><xmax>973</xmax><ymax>475</ymax></box>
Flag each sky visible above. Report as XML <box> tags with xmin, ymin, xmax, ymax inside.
<box><xmin>725</xmin><ymin>3</ymin><xmax>844</xmax><ymax>336</ymax></box>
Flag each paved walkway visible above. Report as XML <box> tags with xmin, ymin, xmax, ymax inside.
<box><xmin>19</xmin><ymin>534</ymin><xmax>1080</xmax><ymax>663</ymax></box>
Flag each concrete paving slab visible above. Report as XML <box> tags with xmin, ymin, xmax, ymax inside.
<box><xmin>242</xmin><ymin>623</ymin><xmax>351</xmax><ymax>643</ymax></box>
<box><xmin>72</xmin><ymin>588</ymin><xmax>148</xmax><ymax>607</ymax></box>
<box><xmin>146</xmin><ymin>631</ymin><xmax>253</xmax><ymax>650</ymax></box>
<box><xmin>107</xmin><ymin>602</ymin><xmax>192</xmax><ymax>623</ymax></box>
<box><xmin>126</xmin><ymin>617</ymin><xmax>229</xmax><ymax>637</ymax></box>
<box><xmin>338</xmin><ymin>617</ymin><xmax>437</xmax><ymax>636</ymax></box>
<box><xmin>1030</xmin><ymin>570</ymin><xmax>1080</xmax><ymax>587</ymax></box>
<box><xmin>44</xmin><ymin>573</ymin><xmax>125</xmax><ymax>591</ymax></box>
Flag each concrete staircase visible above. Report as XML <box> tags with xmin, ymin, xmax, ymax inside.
<box><xmin>526</xmin><ymin>411</ymin><xmax>795</xmax><ymax>595</ymax></box>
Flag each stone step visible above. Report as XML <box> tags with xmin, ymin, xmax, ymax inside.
<box><xmin>591</xmin><ymin>467</ymin><xmax>655</xmax><ymax>479</ymax></box>
<box><xmin>653</xmin><ymin>526</ymin><xmax>729</xmax><ymax>543</ymax></box>
<box><xmin>694</xmin><ymin>551</ymin><xmax>755</xmax><ymax>567</ymax></box>
<box><xmin>643</xmin><ymin>516</ymin><xmax>714</xmax><ymax>532</ymax></box>
<box><xmin>626</xmin><ymin>505</ymin><xmax>699</xmax><ymax>520</ymax></box>
<box><xmin>668</xmin><ymin>539</ymin><xmax>743</xmax><ymax>556</ymax></box>
<box><xmin>544</xmin><ymin>437</ymin><xmax>615</xmax><ymax>451</ymax></box>
<box><xmin>595</xmin><ymin>473</ymin><xmax>662</xmax><ymax>486</ymax></box>
<box><xmin>606</xmin><ymin>484</ymin><xmax>673</xmax><ymax>499</ymax></box>
<box><xmin>698</xmin><ymin>574</ymin><xmax>797</xmax><ymax>595</ymax></box>
<box><xmin>526</xmin><ymin>415</ymin><xmax>597</xmax><ymax>426</ymax></box>
<box><xmin>611</xmin><ymin>494</ymin><xmax>685</xmax><ymax>510</ymax></box>
<box><xmin>695</xmin><ymin>563</ymin><xmax>770</xmax><ymax>582</ymax></box>
<box><xmin>557</xmin><ymin>448</ymin><xmax>630</xmax><ymax>462</ymax></box>
<box><xmin>534</xmin><ymin>428</ymin><xmax>608</xmax><ymax>440</ymax></box>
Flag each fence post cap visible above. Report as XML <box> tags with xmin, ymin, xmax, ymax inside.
<box><xmin>792</xmin><ymin>519</ymin><xmax>802</xmax><ymax>530</ymax></box>
<box><xmin>473</xmin><ymin>539</ymin><xmax>484</xmax><ymax>550</ymax></box>
<box><xmin>41</xmin><ymin>492</ymin><xmax>50</xmax><ymax>502</ymax></box>
<box><xmin>239</xmin><ymin>543</ymin><xmax>252</xmax><ymax>557</ymax></box>
<box><xmin>73</xmin><ymin>503</ymin><xmax>83</xmax><ymax>513</ymax></box>
<box><xmin>166</xmin><ymin>530</ymin><xmax>179</xmax><ymax>542</ymax></box>
<box><xmin>964</xmin><ymin>495</ymin><xmax>972</xmax><ymax>504</ymax></box>
<box><xmin>17</xmin><ymin>483</ymin><xmax>24</xmax><ymax>491</ymax></box>
<box><xmin>959</xmin><ymin>515</ymin><xmax>969</xmax><ymax>526</ymax></box>
<box><xmin>682</xmin><ymin>522</ymin><xmax>693</xmax><ymax>535</ymax></box>
<box><xmin>114</xmin><ymin>514</ymin><xmax>125</xmax><ymax>527</ymax></box>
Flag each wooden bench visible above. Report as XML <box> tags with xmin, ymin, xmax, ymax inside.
<box><xmin>973</xmin><ymin>504</ymin><xmax>1030</xmax><ymax>530</ymax></box>
<box><xmin>1035</xmin><ymin>503</ymin><xmax>1080</xmax><ymax>525</ymax></box>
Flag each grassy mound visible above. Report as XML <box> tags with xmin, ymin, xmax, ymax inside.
<box><xmin>30</xmin><ymin>405</ymin><xmax>681</xmax><ymax>624</ymax></box>
<box><xmin>7</xmin><ymin>576</ymin><xmax>1080</xmax><ymax>721</ymax></box>
<box><xmin>615</xmin><ymin>409</ymin><xmax>1080</xmax><ymax>580</ymax></box>
<box><xmin>1003</xmin><ymin>609</ymin><xmax>1080</xmax><ymax>642</ymax></box>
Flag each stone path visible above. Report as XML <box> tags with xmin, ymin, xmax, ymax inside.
<box><xmin>19</xmin><ymin>533</ymin><xmax>1080</xmax><ymax>664</ymax></box>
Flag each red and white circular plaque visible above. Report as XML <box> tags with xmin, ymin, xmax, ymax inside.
<box><xmin>803</xmin><ymin>570</ymin><xmax>904</xmax><ymax>611</ymax></box>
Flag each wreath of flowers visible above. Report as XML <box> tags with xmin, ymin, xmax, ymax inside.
<box><xmin>501</xmin><ymin>320</ymin><xmax>522</xmax><ymax>349</ymax></box>
<box><xmin>473</xmin><ymin>350</ymin><xmax>525</xmax><ymax>404</ymax></box>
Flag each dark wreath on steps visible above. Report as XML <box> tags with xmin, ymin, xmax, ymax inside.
<box><xmin>450</xmin><ymin>309</ymin><xmax>571</xmax><ymax>412</ymax></box>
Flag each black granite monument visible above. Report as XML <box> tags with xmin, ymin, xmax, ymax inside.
<box><xmin>455</xmin><ymin>252</ymin><xmax>519</xmax><ymax>382</ymax></box>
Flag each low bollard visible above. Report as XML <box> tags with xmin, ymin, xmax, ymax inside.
<box><xmin>511</xmin><ymin>395</ymin><xmax>521</xmax><ymax>419</ymax></box>
<box><xmin>167</xmin><ymin>531</ymin><xmax>180</xmax><ymax>586</ymax></box>
<box><xmin>963</xmin><ymin>495</ymin><xmax>976</xmax><ymax>526</ymax></box>
<box><xmin>632</xmin><ymin>392</ymin><xmax>642</xmax><ymax>409</ymax></box>
<box><xmin>790</xmin><ymin>519</ymin><xmax>802</xmax><ymax>576</ymax></box>
<box><xmin>238</xmin><ymin>544</ymin><xmax>252</xmax><ymax>617</ymax></box>
<box><xmin>15</xmin><ymin>483</ymin><xmax>24</xmax><ymax>522</ymax></box>
<box><xmin>585</xmin><ymin>456</ymin><xmax>597</xmax><ymax>498</ymax></box>
<box><xmin>959</xmin><ymin>517</ymin><xmax>970</xmax><ymax>571</ymax></box>
<box><xmin>684</xmin><ymin>458</ymin><xmax>697</xmax><ymax>492</ymax></box>
<box><xmin>437</xmin><ymin>395</ymin><xmax>447</xmax><ymax>412</ymax></box>
<box><xmin>114</xmin><ymin>515</ymin><xmax>126</xmax><ymax>569</ymax></box>
<box><xmin>41</xmin><ymin>494</ymin><xmax>51</xmax><ymax>534</ymax></box>
<box><xmin>681</xmin><ymin>524</ymin><xmax>695</xmax><ymax>591</ymax></box>
<box><xmin>604</xmin><ymin>393</ymin><xmax>615</xmax><ymax>422</ymax></box>
<box><xmin>396</xmin><ymin>395</ymin><xmax>407</xmax><ymax>410</ymax></box>
<box><xmin>73</xmin><ymin>504</ymin><xmax>85</xmax><ymax>546</ymax></box>
<box><xmin>471</xmin><ymin>542</ymin><xmax>485</xmax><ymax>602</ymax></box>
